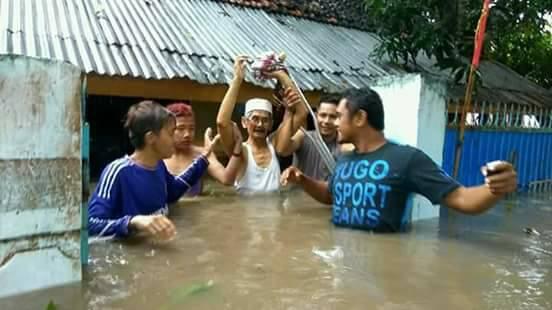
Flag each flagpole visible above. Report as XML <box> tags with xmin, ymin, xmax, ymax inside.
<box><xmin>452</xmin><ymin>65</ymin><xmax>477</xmax><ymax>178</ymax></box>
<box><xmin>452</xmin><ymin>0</ymin><xmax>491</xmax><ymax>179</ymax></box>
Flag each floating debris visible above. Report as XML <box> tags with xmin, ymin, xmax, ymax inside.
<box><xmin>524</xmin><ymin>227</ymin><xmax>541</xmax><ymax>236</ymax></box>
<box><xmin>312</xmin><ymin>246</ymin><xmax>344</xmax><ymax>267</ymax></box>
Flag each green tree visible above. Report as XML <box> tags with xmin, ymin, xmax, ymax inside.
<box><xmin>364</xmin><ymin>0</ymin><xmax>552</xmax><ymax>88</ymax></box>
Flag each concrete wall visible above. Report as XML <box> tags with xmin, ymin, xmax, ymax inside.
<box><xmin>371</xmin><ymin>74</ymin><xmax>423</xmax><ymax>146</ymax></box>
<box><xmin>413</xmin><ymin>77</ymin><xmax>449</xmax><ymax>220</ymax></box>
<box><xmin>0</xmin><ymin>56</ymin><xmax>83</xmax><ymax>297</ymax></box>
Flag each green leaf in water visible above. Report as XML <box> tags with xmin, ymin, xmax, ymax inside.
<box><xmin>46</xmin><ymin>300</ymin><xmax>58</xmax><ymax>310</ymax></box>
<box><xmin>159</xmin><ymin>280</ymin><xmax>215</xmax><ymax>310</ymax></box>
<box><xmin>170</xmin><ymin>280</ymin><xmax>214</xmax><ymax>304</ymax></box>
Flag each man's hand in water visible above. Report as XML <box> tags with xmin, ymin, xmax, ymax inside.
<box><xmin>481</xmin><ymin>161</ymin><xmax>517</xmax><ymax>195</ymax></box>
<box><xmin>130</xmin><ymin>215</ymin><xmax>176</xmax><ymax>241</ymax></box>
<box><xmin>202</xmin><ymin>127</ymin><xmax>220</xmax><ymax>157</ymax></box>
<box><xmin>281</xmin><ymin>166</ymin><xmax>304</xmax><ymax>186</ymax></box>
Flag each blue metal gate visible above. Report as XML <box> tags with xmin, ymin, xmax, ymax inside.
<box><xmin>443</xmin><ymin>102</ymin><xmax>552</xmax><ymax>192</ymax></box>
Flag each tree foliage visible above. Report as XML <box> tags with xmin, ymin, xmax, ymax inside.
<box><xmin>364</xmin><ymin>0</ymin><xmax>552</xmax><ymax>88</ymax></box>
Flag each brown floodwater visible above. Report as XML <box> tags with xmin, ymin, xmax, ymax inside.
<box><xmin>2</xmin><ymin>185</ymin><xmax>551</xmax><ymax>310</ymax></box>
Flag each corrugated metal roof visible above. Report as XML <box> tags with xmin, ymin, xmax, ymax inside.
<box><xmin>0</xmin><ymin>0</ymin><xmax>399</xmax><ymax>91</ymax></box>
<box><xmin>420</xmin><ymin>59</ymin><xmax>552</xmax><ymax>107</ymax></box>
<box><xmin>412</xmin><ymin>48</ymin><xmax>550</xmax><ymax>107</ymax></box>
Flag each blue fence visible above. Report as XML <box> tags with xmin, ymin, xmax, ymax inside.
<box><xmin>443</xmin><ymin>102</ymin><xmax>552</xmax><ymax>192</ymax></box>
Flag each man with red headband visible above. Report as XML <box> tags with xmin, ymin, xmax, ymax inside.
<box><xmin>164</xmin><ymin>102</ymin><xmax>243</xmax><ymax>196</ymax></box>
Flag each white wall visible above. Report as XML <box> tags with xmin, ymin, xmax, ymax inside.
<box><xmin>412</xmin><ymin>77</ymin><xmax>448</xmax><ymax>221</ymax></box>
<box><xmin>0</xmin><ymin>56</ymin><xmax>83</xmax><ymax>298</ymax></box>
<box><xmin>371</xmin><ymin>74</ymin><xmax>422</xmax><ymax>147</ymax></box>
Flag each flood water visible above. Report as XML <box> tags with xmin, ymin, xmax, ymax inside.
<box><xmin>2</xmin><ymin>185</ymin><xmax>552</xmax><ymax>310</ymax></box>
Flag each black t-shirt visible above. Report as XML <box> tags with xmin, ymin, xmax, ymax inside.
<box><xmin>329</xmin><ymin>142</ymin><xmax>460</xmax><ymax>232</ymax></box>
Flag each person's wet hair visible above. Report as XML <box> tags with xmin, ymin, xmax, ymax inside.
<box><xmin>124</xmin><ymin>100</ymin><xmax>175</xmax><ymax>149</ymax></box>
<box><xmin>166</xmin><ymin>102</ymin><xmax>194</xmax><ymax>118</ymax></box>
<box><xmin>342</xmin><ymin>87</ymin><xmax>384</xmax><ymax>131</ymax></box>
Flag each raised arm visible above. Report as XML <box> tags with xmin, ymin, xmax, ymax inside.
<box><xmin>206</xmin><ymin>123</ymin><xmax>243</xmax><ymax>185</ymax></box>
<box><xmin>405</xmin><ymin>148</ymin><xmax>518</xmax><ymax>215</ymax></box>
<box><xmin>165</xmin><ymin>154</ymin><xmax>210</xmax><ymax>202</ymax></box>
<box><xmin>443</xmin><ymin>162</ymin><xmax>517</xmax><ymax>214</ymax></box>
<box><xmin>272</xmin><ymin>88</ymin><xmax>307</xmax><ymax>156</ymax></box>
<box><xmin>217</xmin><ymin>56</ymin><xmax>247</xmax><ymax>155</ymax></box>
<box><xmin>270</xmin><ymin>72</ymin><xmax>309</xmax><ymax>147</ymax></box>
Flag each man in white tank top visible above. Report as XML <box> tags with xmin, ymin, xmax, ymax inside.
<box><xmin>216</xmin><ymin>56</ymin><xmax>307</xmax><ymax>194</ymax></box>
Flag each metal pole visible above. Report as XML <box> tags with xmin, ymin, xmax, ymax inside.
<box><xmin>452</xmin><ymin>66</ymin><xmax>477</xmax><ymax>178</ymax></box>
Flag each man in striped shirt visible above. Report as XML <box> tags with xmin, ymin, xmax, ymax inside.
<box><xmin>87</xmin><ymin>101</ymin><xmax>218</xmax><ymax>240</ymax></box>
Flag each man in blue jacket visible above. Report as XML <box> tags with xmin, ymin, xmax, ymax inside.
<box><xmin>88</xmin><ymin>100</ymin><xmax>218</xmax><ymax>241</ymax></box>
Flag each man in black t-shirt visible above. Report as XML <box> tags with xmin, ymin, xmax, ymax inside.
<box><xmin>281</xmin><ymin>88</ymin><xmax>518</xmax><ymax>233</ymax></box>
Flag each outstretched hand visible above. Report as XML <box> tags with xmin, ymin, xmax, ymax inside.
<box><xmin>203</xmin><ymin>127</ymin><xmax>220</xmax><ymax>157</ymax></box>
<box><xmin>280</xmin><ymin>166</ymin><xmax>304</xmax><ymax>186</ymax></box>
<box><xmin>481</xmin><ymin>161</ymin><xmax>517</xmax><ymax>195</ymax></box>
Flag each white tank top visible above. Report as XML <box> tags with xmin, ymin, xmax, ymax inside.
<box><xmin>235</xmin><ymin>141</ymin><xmax>281</xmax><ymax>195</ymax></box>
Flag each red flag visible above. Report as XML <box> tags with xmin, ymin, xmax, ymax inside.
<box><xmin>471</xmin><ymin>0</ymin><xmax>491</xmax><ymax>68</ymax></box>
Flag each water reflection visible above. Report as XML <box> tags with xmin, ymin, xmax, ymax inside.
<box><xmin>1</xmin><ymin>190</ymin><xmax>551</xmax><ymax>310</ymax></box>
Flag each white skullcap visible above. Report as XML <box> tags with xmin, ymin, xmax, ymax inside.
<box><xmin>244</xmin><ymin>98</ymin><xmax>272</xmax><ymax>116</ymax></box>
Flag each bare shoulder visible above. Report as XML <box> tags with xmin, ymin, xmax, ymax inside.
<box><xmin>192</xmin><ymin>145</ymin><xmax>204</xmax><ymax>156</ymax></box>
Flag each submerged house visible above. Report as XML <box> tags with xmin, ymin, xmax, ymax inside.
<box><xmin>1</xmin><ymin>0</ymin><xmax>551</xmax><ymax>205</ymax></box>
<box><xmin>1</xmin><ymin>0</ymin><xmax>552</xmax><ymax>297</ymax></box>
<box><xmin>0</xmin><ymin>0</ymin><xmax>398</xmax><ymax>174</ymax></box>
